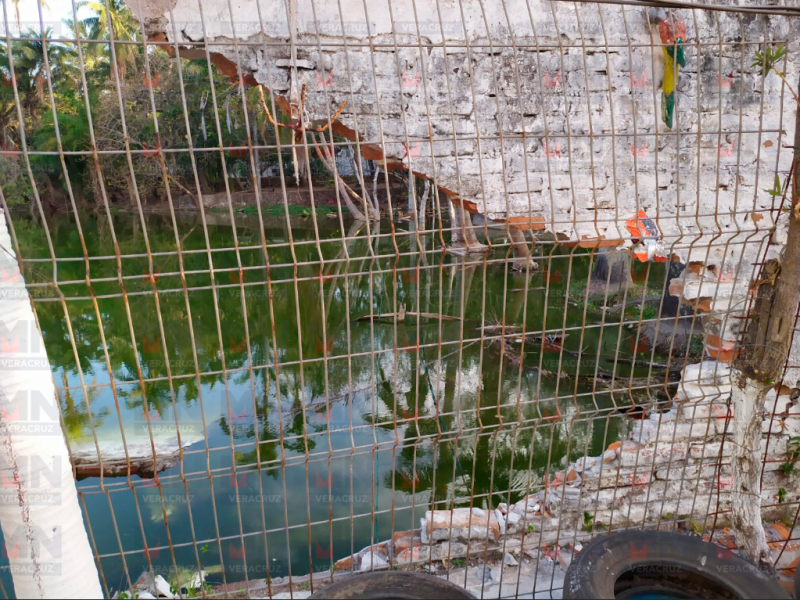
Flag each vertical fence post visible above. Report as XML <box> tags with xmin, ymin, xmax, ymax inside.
<box><xmin>0</xmin><ymin>208</ymin><xmax>103</xmax><ymax>599</ymax></box>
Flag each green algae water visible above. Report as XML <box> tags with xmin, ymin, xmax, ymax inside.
<box><xmin>1</xmin><ymin>209</ymin><xmax>690</xmax><ymax>595</ymax></box>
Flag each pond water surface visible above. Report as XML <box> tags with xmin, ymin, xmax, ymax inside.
<box><xmin>1</xmin><ymin>209</ymin><xmax>687</xmax><ymax>596</ymax></box>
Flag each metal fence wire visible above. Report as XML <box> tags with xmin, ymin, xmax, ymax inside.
<box><xmin>1</xmin><ymin>0</ymin><xmax>800</xmax><ymax>597</ymax></box>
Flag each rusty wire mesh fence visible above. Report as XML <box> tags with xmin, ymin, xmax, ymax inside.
<box><xmin>1</xmin><ymin>0</ymin><xmax>800</xmax><ymax>597</ymax></box>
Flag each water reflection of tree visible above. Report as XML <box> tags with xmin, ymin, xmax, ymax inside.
<box><xmin>34</xmin><ymin>299</ymin><xmax>110</xmax><ymax>442</ymax></box>
<box><xmin>218</xmin><ymin>386</ymin><xmax>281</xmax><ymax>473</ymax></box>
<box><xmin>385</xmin><ymin>349</ymin><xmax>575</xmax><ymax>509</ymax></box>
<box><xmin>18</xmin><ymin>211</ymin><xmax>634</xmax><ymax>494</ymax></box>
<box><xmin>378</xmin><ymin>250</ymin><xmax>604</xmax><ymax>510</ymax></box>
<box><xmin>59</xmin><ymin>373</ymin><xmax>109</xmax><ymax>443</ymax></box>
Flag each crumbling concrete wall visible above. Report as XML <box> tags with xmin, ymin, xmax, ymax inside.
<box><xmin>129</xmin><ymin>0</ymin><xmax>797</xmax><ymax>248</ymax></box>
<box><xmin>127</xmin><ymin>0</ymin><xmax>800</xmax><ymax>574</ymax></box>
<box><xmin>128</xmin><ymin>0</ymin><xmax>800</xmax><ymax>371</ymax></box>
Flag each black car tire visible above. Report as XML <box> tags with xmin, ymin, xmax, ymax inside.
<box><xmin>564</xmin><ymin>530</ymin><xmax>789</xmax><ymax>599</ymax></box>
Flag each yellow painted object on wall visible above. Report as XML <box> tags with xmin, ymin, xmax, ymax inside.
<box><xmin>660</xmin><ymin>19</ymin><xmax>686</xmax><ymax>129</ymax></box>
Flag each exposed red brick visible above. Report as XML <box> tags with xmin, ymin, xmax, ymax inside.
<box><xmin>334</xmin><ymin>555</ymin><xmax>354</xmax><ymax>571</ymax></box>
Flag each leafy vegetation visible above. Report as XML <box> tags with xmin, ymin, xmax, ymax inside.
<box><xmin>689</xmin><ymin>520</ymin><xmax>702</xmax><ymax>535</ymax></box>
<box><xmin>753</xmin><ymin>44</ymin><xmax>799</xmax><ymax>223</ymax></box>
<box><xmin>780</xmin><ymin>437</ymin><xmax>800</xmax><ymax>477</ymax></box>
<box><xmin>752</xmin><ymin>44</ymin><xmax>788</xmax><ymax>78</ymax></box>
<box><xmin>752</xmin><ymin>43</ymin><xmax>798</xmax><ymax>107</ymax></box>
<box><xmin>767</xmin><ymin>174</ymin><xmax>787</xmax><ymax>200</ymax></box>
<box><xmin>0</xmin><ymin>2</ymin><xmax>334</xmax><ymax>209</ymax></box>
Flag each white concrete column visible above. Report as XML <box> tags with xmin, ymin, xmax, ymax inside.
<box><xmin>0</xmin><ymin>208</ymin><xmax>103</xmax><ymax>599</ymax></box>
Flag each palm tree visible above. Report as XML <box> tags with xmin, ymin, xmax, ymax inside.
<box><xmin>63</xmin><ymin>16</ymin><xmax>109</xmax><ymax>81</ymax></box>
<box><xmin>0</xmin><ymin>45</ymin><xmax>18</xmax><ymax>151</ymax></box>
<box><xmin>11</xmin><ymin>27</ymin><xmax>71</xmax><ymax>127</ymax></box>
<box><xmin>10</xmin><ymin>0</ymin><xmax>51</xmax><ymax>33</ymax></box>
<box><xmin>77</xmin><ymin>0</ymin><xmax>140</xmax><ymax>79</ymax></box>
<box><xmin>31</xmin><ymin>97</ymin><xmax>92</xmax><ymax>201</ymax></box>
<box><xmin>11</xmin><ymin>0</ymin><xmax>21</xmax><ymax>32</ymax></box>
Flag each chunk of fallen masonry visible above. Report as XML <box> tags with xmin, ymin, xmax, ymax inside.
<box><xmin>423</xmin><ymin>508</ymin><xmax>502</xmax><ymax>544</ymax></box>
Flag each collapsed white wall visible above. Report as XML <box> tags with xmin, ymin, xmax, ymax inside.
<box><xmin>130</xmin><ymin>0</ymin><xmax>797</xmax><ymax>249</ymax></box>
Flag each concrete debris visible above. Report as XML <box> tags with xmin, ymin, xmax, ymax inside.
<box><xmin>128</xmin><ymin>0</ymin><xmax>794</xmax><ymax>266</ymax></box>
<box><xmin>360</xmin><ymin>551</ymin><xmax>389</xmax><ymax>572</ymax></box>
<box><xmin>489</xmin><ymin>565</ymin><xmax>503</xmax><ymax>585</ymax></box>
<box><xmin>476</xmin><ymin>564</ymin><xmax>493</xmax><ymax>583</ymax></box>
<box><xmin>424</xmin><ymin>508</ymin><xmax>502</xmax><ymax>543</ymax></box>
<box><xmin>120</xmin><ymin>570</ymin><xmax>209</xmax><ymax>600</ymax></box>
<box><xmin>187</xmin><ymin>571</ymin><xmax>206</xmax><ymax>590</ymax></box>
<box><xmin>495</xmin><ymin>509</ymin><xmax>507</xmax><ymax>536</ymax></box>
<box><xmin>330</xmin><ymin>358</ymin><xmax>800</xmax><ymax>578</ymax></box>
<box><xmin>131</xmin><ymin>572</ymin><xmax>176</xmax><ymax>599</ymax></box>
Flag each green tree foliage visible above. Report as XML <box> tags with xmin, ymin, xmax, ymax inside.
<box><xmin>0</xmin><ymin>1</ymin><xmax>293</xmax><ymax>209</ymax></box>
